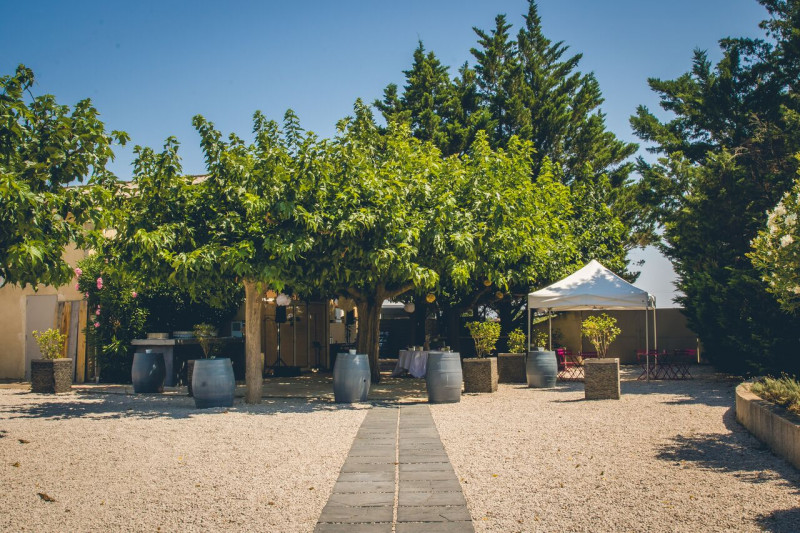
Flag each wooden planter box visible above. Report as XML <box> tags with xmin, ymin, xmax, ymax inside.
<box><xmin>463</xmin><ymin>357</ymin><xmax>498</xmax><ymax>393</ymax></box>
<box><xmin>497</xmin><ymin>353</ymin><xmax>526</xmax><ymax>383</ymax></box>
<box><xmin>31</xmin><ymin>359</ymin><xmax>72</xmax><ymax>394</ymax></box>
<box><xmin>584</xmin><ymin>358</ymin><xmax>620</xmax><ymax>400</ymax></box>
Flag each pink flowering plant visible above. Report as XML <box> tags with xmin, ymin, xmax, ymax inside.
<box><xmin>76</xmin><ymin>254</ymin><xmax>147</xmax><ymax>381</ymax></box>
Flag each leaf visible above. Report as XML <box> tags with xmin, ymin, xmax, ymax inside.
<box><xmin>38</xmin><ymin>492</ymin><xmax>56</xmax><ymax>502</ymax></box>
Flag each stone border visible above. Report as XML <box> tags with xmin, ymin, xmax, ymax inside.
<box><xmin>735</xmin><ymin>383</ymin><xmax>800</xmax><ymax>470</ymax></box>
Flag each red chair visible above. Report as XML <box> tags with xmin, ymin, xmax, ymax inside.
<box><xmin>556</xmin><ymin>348</ymin><xmax>580</xmax><ymax>381</ymax></box>
<box><xmin>671</xmin><ymin>349</ymin><xmax>695</xmax><ymax>379</ymax></box>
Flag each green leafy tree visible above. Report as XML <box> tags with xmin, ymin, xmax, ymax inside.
<box><xmin>0</xmin><ymin>65</ymin><xmax>128</xmax><ymax>288</ymax></box>
<box><xmin>421</xmin><ymin>134</ymin><xmax>573</xmax><ymax>353</ymax></box>
<box><xmin>297</xmin><ymin>102</ymin><xmax>440</xmax><ymax>382</ymax></box>
<box><xmin>631</xmin><ymin>0</ymin><xmax>800</xmax><ymax>375</ymax></box>
<box><xmin>108</xmin><ymin>111</ymin><xmax>308</xmax><ymax>401</ymax></box>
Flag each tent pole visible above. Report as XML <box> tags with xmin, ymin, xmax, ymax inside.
<box><xmin>645</xmin><ymin>304</ymin><xmax>650</xmax><ymax>383</ymax></box>
<box><xmin>527</xmin><ymin>305</ymin><xmax>531</xmax><ymax>353</ymax></box>
<box><xmin>548</xmin><ymin>309</ymin><xmax>552</xmax><ymax>350</ymax></box>
<box><xmin>653</xmin><ymin>305</ymin><xmax>658</xmax><ymax>351</ymax></box>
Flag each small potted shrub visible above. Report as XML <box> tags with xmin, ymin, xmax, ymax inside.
<box><xmin>191</xmin><ymin>323</ymin><xmax>234</xmax><ymax>408</ymax></box>
<box><xmin>497</xmin><ymin>328</ymin><xmax>527</xmax><ymax>383</ymax></box>
<box><xmin>581</xmin><ymin>313</ymin><xmax>622</xmax><ymax>400</ymax></box>
<box><xmin>30</xmin><ymin>329</ymin><xmax>72</xmax><ymax>393</ymax></box>
<box><xmin>581</xmin><ymin>313</ymin><xmax>621</xmax><ymax>358</ymax></box>
<box><xmin>463</xmin><ymin>321</ymin><xmax>501</xmax><ymax>393</ymax></box>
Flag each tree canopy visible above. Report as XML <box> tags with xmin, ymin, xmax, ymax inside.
<box><xmin>632</xmin><ymin>0</ymin><xmax>800</xmax><ymax>375</ymax></box>
<box><xmin>0</xmin><ymin>65</ymin><xmax>128</xmax><ymax>288</ymax></box>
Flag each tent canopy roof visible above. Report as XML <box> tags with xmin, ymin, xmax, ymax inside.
<box><xmin>528</xmin><ymin>260</ymin><xmax>654</xmax><ymax>311</ymax></box>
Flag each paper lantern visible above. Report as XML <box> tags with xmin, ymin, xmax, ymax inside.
<box><xmin>404</xmin><ymin>302</ymin><xmax>416</xmax><ymax>313</ymax></box>
<box><xmin>425</xmin><ymin>293</ymin><xmax>436</xmax><ymax>303</ymax></box>
<box><xmin>276</xmin><ymin>293</ymin><xmax>291</xmax><ymax>306</ymax></box>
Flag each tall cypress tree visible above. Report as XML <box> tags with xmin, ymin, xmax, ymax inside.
<box><xmin>631</xmin><ymin>0</ymin><xmax>800</xmax><ymax>374</ymax></box>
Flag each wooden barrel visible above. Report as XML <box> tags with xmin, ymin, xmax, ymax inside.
<box><xmin>192</xmin><ymin>358</ymin><xmax>235</xmax><ymax>408</ymax></box>
<box><xmin>333</xmin><ymin>352</ymin><xmax>371</xmax><ymax>403</ymax></box>
<box><xmin>526</xmin><ymin>350</ymin><xmax>557</xmax><ymax>388</ymax></box>
<box><xmin>131</xmin><ymin>351</ymin><xmax>165</xmax><ymax>393</ymax></box>
<box><xmin>426</xmin><ymin>351</ymin><xmax>462</xmax><ymax>403</ymax></box>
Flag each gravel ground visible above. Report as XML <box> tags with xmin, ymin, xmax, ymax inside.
<box><xmin>0</xmin><ymin>390</ymin><xmax>367</xmax><ymax>532</ymax></box>
<box><xmin>430</xmin><ymin>371</ymin><xmax>800</xmax><ymax>533</ymax></box>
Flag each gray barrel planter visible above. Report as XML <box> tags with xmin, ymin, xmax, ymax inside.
<box><xmin>131</xmin><ymin>350</ymin><xmax>166</xmax><ymax>393</ymax></box>
<box><xmin>426</xmin><ymin>351</ymin><xmax>462</xmax><ymax>403</ymax></box>
<box><xmin>333</xmin><ymin>352</ymin><xmax>371</xmax><ymax>403</ymax></box>
<box><xmin>192</xmin><ymin>358</ymin><xmax>235</xmax><ymax>408</ymax></box>
<box><xmin>526</xmin><ymin>350</ymin><xmax>557</xmax><ymax>388</ymax></box>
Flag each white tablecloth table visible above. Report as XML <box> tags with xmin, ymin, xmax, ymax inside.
<box><xmin>392</xmin><ymin>349</ymin><xmax>429</xmax><ymax>378</ymax></box>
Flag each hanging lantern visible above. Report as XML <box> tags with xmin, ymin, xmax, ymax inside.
<box><xmin>404</xmin><ymin>302</ymin><xmax>416</xmax><ymax>313</ymax></box>
<box><xmin>276</xmin><ymin>293</ymin><xmax>291</xmax><ymax>306</ymax></box>
<box><xmin>495</xmin><ymin>291</ymin><xmax>504</xmax><ymax>300</ymax></box>
<box><xmin>483</xmin><ymin>279</ymin><xmax>492</xmax><ymax>287</ymax></box>
<box><xmin>265</xmin><ymin>289</ymin><xmax>277</xmax><ymax>299</ymax></box>
<box><xmin>425</xmin><ymin>293</ymin><xmax>436</xmax><ymax>303</ymax></box>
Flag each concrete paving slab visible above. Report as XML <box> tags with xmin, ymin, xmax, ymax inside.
<box><xmin>315</xmin><ymin>523</ymin><xmax>393</xmax><ymax>533</ymax></box>
<box><xmin>333</xmin><ymin>481</ymin><xmax>395</xmax><ymax>493</ymax></box>
<box><xmin>396</xmin><ymin>505</ymin><xmax>472</xmax><ymax>522</ymax></box>
<box><xmin>395</xmin><ymin>522</ymin><xmax>474</xmax><ymax>532</ymax></box>
<box><xmin>317</xmin><ymin>404</ymin><xmax>473</xmax><ymax>531</ymax></box>
<box><xmin>327</xmin><ymin>492</ymin><xmax>395</xmax><ymax>507</ymax></box>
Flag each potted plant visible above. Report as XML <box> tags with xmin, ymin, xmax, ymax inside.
<box><xmin>581</xmin><ymin>313</ymin><xmax>622</xmax><ymax>400</ymax></box>
<box><xmin>30</xmin><ymin>329</ymin><xmax>72</xmax><ymax>394</ymax></box>
<box><xmin>463</xmin><ymin>321</ymin><xmax>500</xmax><ymax>393</ymax></box>
<box><xmin>497</xmin><ymin>328</ymin><xmax>527</xmax><ymax>383</ymax></box>
<box><xmin>580</xmin><ymin>313</ymin><xmax>621</xmax><ymax>358</ymax></box>
<box><xmin>190</xmin><ymin>323</ymin><xmax>235</xmax><ymax>408</ymax></box>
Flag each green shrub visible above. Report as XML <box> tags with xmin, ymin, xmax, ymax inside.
<box><xmin>581</xmin><ymin>313</ymin><xmax>621</xmax><ymax>358</ymax></box>
<box><xmin>507</xmin><ymin>328</ymin><xmax>527</xmax><ymax>353</ymax></box>
<box><xmin>193</xmin><ymin>323</ymin><xmax>221</xmax><ymax>359</ymax></box>
<box><xmin>466</xmin><ymin>321</ymin><xmax>501</xmax><ymax>358</ymax></box>
<box><xmin>751</xmin><ymin>374</ymin><xmax>800</xmax><ymax>415</ymax></box>
<box><xmin>32</xmin><ymin>329</ymin><xmax>66</xmax><ymax>360</ymax></box>
<box><xmin>532</xmin><ymin>330</ymin><xmax>549</xmax><ymax>350</ymax></box>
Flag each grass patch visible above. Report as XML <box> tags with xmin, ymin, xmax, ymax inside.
<box><xmin>751</xmin><ymin>374</ymin><xmax>800</xmax><ymax>415</ymax></box>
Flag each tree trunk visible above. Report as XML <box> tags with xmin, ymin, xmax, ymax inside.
<box><xmin>412</xmin><ymin>297</ymin><xmax>427</xmax><ymax>346</ymax></box>
<box><xmin>441</xmin><ymin>304</ymin><xmax>464</xmax><ymax>354</ymax></box>
<box><xmin>356</xmin><ymin>296</ymin><xmax>383</xmax><ymax>384</ymax></box>
<box><xmin>497</xmin><ymin>298</ymin><xmax>513</xmax><ymax>353</ymax></box>
<box><xmin>243</xmin><ymin>279</ymin><xmax>263</xmax><ymax>404</ymax></box>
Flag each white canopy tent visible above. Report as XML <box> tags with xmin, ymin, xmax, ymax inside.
<box><xmin>527</xmin><ymin>260</ymin><xmax>657</xmax><ymax>380</ymax></box>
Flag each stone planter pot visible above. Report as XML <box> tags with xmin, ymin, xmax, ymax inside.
<box><xmin>31</xmin><ymin>359</ymin><xmax>72</xmax><ymax>393</ymax></box>
<box><xmin>526</xmin><ymin>350</ymin><xmax>557</xmax><ymax>388</ymax></box>
<box><xmin>497</xmin><ymin>353</ymin><xmax>526</xmax><ymax>383</ymax></box>
<box><xmin>584</xmin><ymin>358</ymin><xmax>620</xmax><ymax>400</ymax></box>
<box><xmin>463</xmin><ymin>357</ymin><xmax>498</xmax><ymax>393</ymax></box>
<box><xmin>192</xmin><ymin>358</ymin><xmax>235</xmax><ymax>408</ymax></box>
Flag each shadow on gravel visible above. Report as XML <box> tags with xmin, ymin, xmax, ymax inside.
<box><xmin>620</xmin><ymin>377</ymin><xmax>739</xmax><ymax>408</ymax></box>
<box><xmin>755</xmin><ymin>507</ymin><xmax>800</xmax><ymax>533</ymax></box>
<box><xmin>655</xmin><ymin>428</ymin><xmax>800</xmax><ymax>493</ymax></box>
<box><xmin>0</xmin><ymin>392</ymin><xmax>367</xmax><ymax>421</ymax></box>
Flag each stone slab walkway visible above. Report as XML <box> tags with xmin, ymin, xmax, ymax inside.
<box><xmin>316</xmin><ymin>404</ymin><xmax>474</xmax><ymax>532</ymax></box>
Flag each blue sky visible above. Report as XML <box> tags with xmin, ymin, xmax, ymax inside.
<box><xmin>1</xmin><ymin>0</ymin><xmax>769</xmax><ymax>305</ymax></box>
